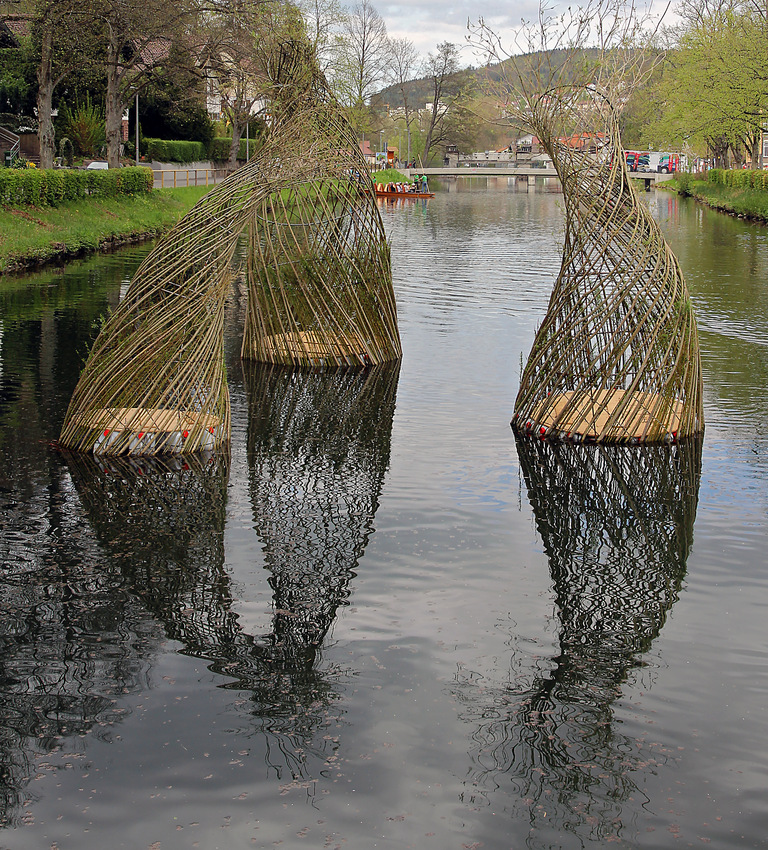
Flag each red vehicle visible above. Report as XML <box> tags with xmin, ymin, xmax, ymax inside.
<box><xmin>657</xmin><ymin>153</ymin><xmax>680</xmax><ymax>173</ymax></box>
<box><xmin>625</xmin><ymin>151</ymin><xmax>650</xmax><ymax>172</ymax></box>
<box><xmin>625</xmin><ymin>151</ymin><xmax>640</xmax><ymax>171</ymax></box>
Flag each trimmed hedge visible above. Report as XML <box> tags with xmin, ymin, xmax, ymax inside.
<box><xmin>708</xmin><ymin>168</ymin><xmax>768</xmax><ymax>191</ymax></box>
<box><xmin>0</xmin><ymin>166</ymin><xmax>153</xmax><ymax>207</ymax></box>
<box><xmin>144</xmin><ymin>138</ymin><xmax>208</xmax><ymax>163</ymax></box>
<box><xmin>210</xmin><ymin>136</ymin><xmax>257</xmax><ymax>162</ymax></box>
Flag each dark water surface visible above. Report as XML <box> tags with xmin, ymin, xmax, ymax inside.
<box><xmin>1</xmin><ymin>187</ymin><xmax>767</xmax><ymax>849</ymax></box>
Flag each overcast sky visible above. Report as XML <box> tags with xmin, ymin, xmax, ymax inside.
<box><xmin>377</xmin><ymin>0</ymin><xmax>676</xmax><ymax>67</ymax></box>
<box><xmin>379</xmin><ymin>0</ymin><xmax>533</xmax><ymax>59</ymax></box>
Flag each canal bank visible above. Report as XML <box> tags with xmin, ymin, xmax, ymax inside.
<box><xmin>667</xmin><ymin>171</ymin><xmax>768</xmax><ymax>222</ymax></box>
<box><xmin>4</xmin><ymin>169</ymin><xmax>763</xmax><ymax>277</ymax></box>
<box><xmin>0</xmin><ymin>184</ymin><xmax>210</xmax><ymax>275</ymax></box>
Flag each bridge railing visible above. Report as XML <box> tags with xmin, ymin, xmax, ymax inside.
<box><xmin>152</xmin><ymin>168</ymin><xmax>224</xmax><ymax>188</ymax></box>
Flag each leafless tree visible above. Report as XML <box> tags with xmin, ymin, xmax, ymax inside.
<box><xmin>385</xmin><ymin>36</ymin><xmax>419</xmax><ymax>156</ymax></box>
<box><xmin>197</xmin><ymin>1</ymin><xmax>305</xmax><ymax>168</ymax></box>
<box><xmin>31</xmin><ymin>0</ymin><xmax>100</xmax><ymax>168</ymax></box>
<box><xmin>298</xmin><ymin>0</ymin><xmax>346</xmax><ymax>73</ymax></box>
<box><xmin>96</xmin><ymin>0</ymin><xmax>196</xmax><ymax>168</ymax></box>
<box><xmin>468</xmin><ymin>0</ymin><xmax>665</xmax><ymax>138</ymax></box>
<box><xmin>422</xmin><ymin>41</ymin><xmax>461</xmax><ymax>163</ymax></box>
<box><xmin>331</xmin><ymin>0</ymin><xmax>388</xmax><ymax>131</ymax></box>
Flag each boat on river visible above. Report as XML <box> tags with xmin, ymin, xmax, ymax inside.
<box><xmin>375</xmin><ymin>183</ymin><xmax>434</xmax><ymax>199</ymax></box>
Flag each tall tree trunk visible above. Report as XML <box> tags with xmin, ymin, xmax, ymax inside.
<box><xmin>228</xmin><ymin>111</ymin><xmax>243</xmax><ymax>169</ymax></box>
<box><xmin>36</xmin><ymin>27</ymin><xmax>56</xmax><ymax>169</ymax></box>
<box><xmin>105</xmin><ymin>34</ymin><xmax>124</xmax><ymax>168</ymax></box>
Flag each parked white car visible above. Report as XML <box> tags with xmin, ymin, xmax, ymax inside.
<box><xmin>86</xmin><ymin>161</ymin><xmax>109</xmax><ymax>170</ymax></box>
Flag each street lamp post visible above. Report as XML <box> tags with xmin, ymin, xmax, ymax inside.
<box><xmin>135</xmin><ymin>91</ymin><xmax>139</xmax><ymax>166</ymax></box>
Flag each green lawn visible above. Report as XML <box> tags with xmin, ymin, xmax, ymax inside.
<box><xmin>0</xmin><ymin>185</ymin><xmax>212</xmax><ymax>274</ymax></box>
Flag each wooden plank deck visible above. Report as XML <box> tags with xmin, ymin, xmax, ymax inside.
<box><xmin>527</xmin><ymin>388</ymin><xmax>684</xmax><ymax>440</ymax></box>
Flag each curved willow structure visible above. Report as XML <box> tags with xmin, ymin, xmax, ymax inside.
<box><xmin>512</xmin><ymin>89</ymin><xmax>704</xmax><ymax>444</ymax></box>
<box><xmin>241</xmin><ymin>40</ymin><xmax>399</xmax><ymax>367</ymax></box>
<box><xmin>58</xmin><ymin>41</ymin><xmax>399</xmax><ymax>456</ymax></box>
<box><xmin>242</xmin><ymin>119</ymin><xmax>399</xmax><ymax>367</ymax></box>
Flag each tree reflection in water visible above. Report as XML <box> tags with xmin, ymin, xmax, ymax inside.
<box><xmin>454</xmin><ymin>437</ymin><xmax>702</xmax><ymax>847</ymax></box>
<box><xmin>0</xmin><ymin>451</ymin><xmax>167</xmax><ymax>827</ymax></box>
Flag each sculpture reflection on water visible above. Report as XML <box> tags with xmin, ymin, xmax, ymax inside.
<box><xmin>454</xmin><ymin>437</ymin><xmax>702</xmax><ymax>846</ymax></box>
<box><xmin>64</xmin><ymin>451</ymin><xmax>233</xmax><ymax>663</ymax></box>
<box><xmin>54</xmin><ymin>361</ymin><xmax>397</xmax><ymax>791</ymax></box>
<box><xmin>244</xmin><ymin>361</ymin><xmax>399</xmax><ymax>662</ymax></box>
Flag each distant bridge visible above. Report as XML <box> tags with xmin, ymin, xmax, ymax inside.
<box><xmin>401</xmin><ymin>165</ymin><xmax>675</xmax><ymax>192</ymax></box>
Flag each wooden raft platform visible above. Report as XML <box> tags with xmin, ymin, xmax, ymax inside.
<box><xmin>525</xmin><ymin>388</ymin><xmax>684</xmax><ymax>441</ymax></box>
<box><xmin>254</xmin><ymin>330</ymin><xmax>377</xmax><ymax>364</ymax></box>
<box><xmin>375</xmin><ymin>190</ymin><xmax>434</xmax><ymax>199</ymax></box>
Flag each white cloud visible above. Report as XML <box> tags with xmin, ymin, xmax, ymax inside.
<box><xmin>378</xmin><ymin>0</ymin><xmax>676</xmax><ymax>64</ymax></box>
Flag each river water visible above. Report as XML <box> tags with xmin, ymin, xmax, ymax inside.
<box><xmin>0</xmin><ymin>184</ymin><xmax>767</xmax><ymax>849</ymax></box>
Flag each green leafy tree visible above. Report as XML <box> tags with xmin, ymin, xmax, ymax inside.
<box><xmin>648</xmin><ymin>7</ymin><xmax>768</xmax><ymax>166</ymax></box>
<box><xmin>137</xmin><ymin>42</ymin><xmax>214</xmax><ymax>148</ymax></box>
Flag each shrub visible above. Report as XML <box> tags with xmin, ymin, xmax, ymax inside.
<box><xmin>708</xmin><ymin>169</ymin><xmax>724</xmax><ymax>186</ymax></box>
<box><xmin>59</xmin><ymin>136</ymin><xmax>75</xmax><ymax>168</ymax></box>
<box><xmin>210</xmin><ymin>136</ymin><xmax>259</xmax><ymax>162</ymax></box>
<box><xmin>59</xmin><ymin>97</ymin><xmax>105</xmax><ymax>157</ymax></box>
<box><xmin>675</xmin><ymin>172</ymin><xmax>694</xmax><ymax>197</ymax></box>
<box><xmin>115</xmin><ymin>166</ymin><xmax>154</xmax><ymax>195</ymax></box>
<box><xmin>209</xmin><ymin>137</ymin><xmax>232</xmax><ymax>161</ymax></box>
<box><xmin>707</xmin><ymin>168</ymin><xmax>768</xmax><ymax>191</ymax></box>
<box><xmin>144</xmin><ymin>138</ymin><xmax>208</xmax><ymax>163</ymax></box>
<box><xmin>0</xmin><ymin>165</ymin><xmax>153</xmax><ymax>206</ymax></box>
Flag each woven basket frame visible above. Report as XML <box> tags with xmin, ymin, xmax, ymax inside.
<box><xmin>512</xmin><ymin>90</ymin><xmax>704</xmax><ymax>444</ymax></box>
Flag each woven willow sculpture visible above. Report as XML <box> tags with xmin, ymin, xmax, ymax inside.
<box><xmin>59</xmin><ymin>41</ymin><xmax>399</xmax><ymax>456</ymax></box>
<box><xmin>58</xmin><ymin>203</ymin><xmax>234</xmax><ymax>455</ymax></box>
<box><xmin>512</xmin><ymin>89</ymin><xmax>704</xmax><ymax>444</ymax></box>
<box><xmin>241</xmin><ymin>84</ymin><xmax>399</xmax><ymax>366</ymax></box>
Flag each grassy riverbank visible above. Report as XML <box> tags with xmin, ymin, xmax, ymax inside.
<box><xmin>668</xmin><ymin>173</ymin><xmax>768</xmax><ymax>222</ymax></box>
<box><xmin>0</xmin><ymin>185</ymin><xmax>211</xmax><ymax>275</ymax></box>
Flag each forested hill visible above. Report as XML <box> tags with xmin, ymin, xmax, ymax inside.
<box><xmin>373</xmin><ymin>48</ymin><xmax>608</xmax><ymax>110</ymax></box>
